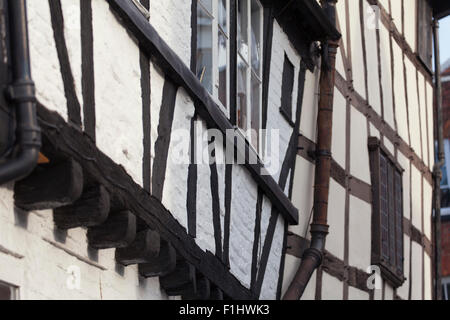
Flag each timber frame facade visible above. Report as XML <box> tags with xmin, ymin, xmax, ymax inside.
<box><xmin>0</xmin><ymin>0</ymin><xmax>447</xmax><ymax>300</ymax></box>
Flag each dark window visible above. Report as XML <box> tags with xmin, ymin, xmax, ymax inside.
<box><xmin>0</xmin><ymin>281</ymin><xmax>18</xmax><ymax>300</ymax></box>
<box><xmin>368</xmin><ymin>137</ymin><xmax>405</xmax><ymax>287</ymax></box>
<box><xmin>417</xmin><ymin>0</ymin><xmax>433</xmax><ymax>70</ymax></box>
<box><xmin>279</xmin><ymin>54</ymin><xmax>295</xmax><ymax>124</ymax></box>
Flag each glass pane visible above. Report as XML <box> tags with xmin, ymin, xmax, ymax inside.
<box><xmin>446</xmin><ymin>283</ymin><xmax>450</xmax><ymax>300</ymax></box>
<box><xmin>251</xmin><ymin>0</ymin><xmax>261</xmax><ymax>75</ymax></box>
<box><xmin>218</xmin><ymin>31</ymin><xmax>227</xmax><ymax>108</ymax></box>
<box><xmin>219</xmin><ymin>0</ymin><xmax>227</xmax><ymax>34</ymax></box>
<box><xmin>197</xmin><ymin>6</ymin><xmax>213</xmax><ymax>94</ymax></box>
<box><xmin>237</xmin><ymin>55</ymin><xmax>248</xmax><ymax>130</ymax></box>
<box><xmin>441</xmin><ymin>161</ymin><xmax>448</xmax><ymax>186</ymax></box>
<box><xmin>441</xmin><ymin>188</ymin><xmax>450</xmax><ymax>209</ymax></box>
<box><xmin>237</xmin><ymin>0</ymin><xmax>248</xmax><ymax>61</ymax></box>
<box><xmin>199</xmin><ymin>0</ymin><xmax>212</xmax><ymax>13</ymax></box>
<box><xmin>251</xmin><ymin>73</ymin><xmax>261</xmax><ymax>150</ymax></box>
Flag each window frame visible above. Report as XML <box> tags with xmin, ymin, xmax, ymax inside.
<box><xmin>443</xmin><ymin>277</ymin><xmax>450</xmax><ymax>300</ymax></box>
<box><xmin>197</xmin><ymin>0</ymin><xmax>231</xmax><ymax>117</ymax></box>
<box><xmin>368</xmin><ymin>137</ymin><xmax>406</xmax><ymax>288</ymax></box>
<box><xmin>416</xmin><ymin>0</ymin><xmax>433</xmax><ymax>71</ymax></box>
<box><xmin>196</xmin><ymin>0</ymin><xmax>265</xmax><ymax>155</ymax></box>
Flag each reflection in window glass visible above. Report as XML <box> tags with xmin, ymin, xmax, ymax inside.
<box><xmin>237</xmin><ymin>0</ymin><xmax>248</xmax><ymax>60</ymax></box>
<box><xmin>219</xmin><ymin>0</ymin><xmax>227</xmax><ymax>34</ymax></box>
<box><xmin>251</xmin><ymin>73</ymin><xmax>261</xmax><ymax>150</ymax></box>
<box><xmin>197</xmin><ymin>5</ymin><xmax>213</xmax><ymax>94</ymax></box>
<box><xmin>218</xmin><ymin>30</ymin><xmax>227</xmax><ymax>108</ymax></box>
<box><xmin>199</xmin><ymin>0</ymin><xmax>212</xmax><ymax>13</ymax></box>
<box><xmin>251</xmin><ymin>0</ymin><xmax>261</xmax><ymax>75</ymax></box>
<box><xmin>237</xmin><ymin>55</ymin><xmax>248</xmax><ymax>130</ymax></box>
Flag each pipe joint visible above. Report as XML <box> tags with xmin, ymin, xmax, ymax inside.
<box><xmin>302</xmin><ymin>247</ymin><xmax>323</xmax><ymax>266</ymax></box>
<box><xmin>6</xmin><ymin>80</ymin><xmax>36</xmax><ymax>104</ymax></box>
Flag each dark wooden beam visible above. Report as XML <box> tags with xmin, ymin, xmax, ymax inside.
<box><xmin>106</xmin><ymin>0</ymin><xmax>298</xmax><ymax>225</ymax></box>
<box><xmin>53</xmin><ymin>184</ymin><xmax>110</xmax><ymax>229</ymax></box>
<box><xmin>36</xmin><ymin>103</ymin><xmax>253</xmax><ymax>299</ymax></box>
<box><xmin>115</xmin><ymin>229</ymin><xmax>160</xmax><ymax>266</ymax></box>
<box><xmin>14</xmin><ymin>159</ymin><xmax>83</xmax><ymax>211</ymax></box>
<box><xmin>183</xmin><ymin>274</ymin><xmax>211</xmax><ymax>300</ymax></box>
<box><xmin>138</xmin><ymin>240</ymin><xmax>177</xmax><ymax>277</ymax></box>
<box><xmin>159</xmin><ymin>259</ymin><xmax>197</xmax><ymax>296</ymax></box>
<box><xmin>87</xmin><ymin>210</ymin><xmax>136</xmax><ymax>249</ymax></box>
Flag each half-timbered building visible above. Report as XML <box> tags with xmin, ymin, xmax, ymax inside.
<box><xmin>0</xmin><ymin>0</ymin><xmax>448</xmax><ymax>300</ymax></box>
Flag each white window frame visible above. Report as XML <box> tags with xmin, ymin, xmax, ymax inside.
<box><xmin>236</xmin><ymin>0</ymin><xmax>264</xmax><ymax>155</ymax></box>
<box><xmin>197</xmin><ymin>0</ymin><xmax>230</xmax><ymax>117</ymax></box>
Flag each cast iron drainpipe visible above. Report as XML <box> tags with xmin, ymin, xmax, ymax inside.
<box><xmin>0</xmin><ymin>0</ymin><xmax>41</xmax><ymax>185</ymax></box>
<box><xmin>432</xmin><ymin>18</ymin><xmax>444</xmax><ymax>301</ymax></box>
<box><xmin>283</xmin><ymin>0</ymin><xmax>339</xmax><ymax>300</ymax></box>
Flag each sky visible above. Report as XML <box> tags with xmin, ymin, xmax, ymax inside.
<box><xmin>440</xmin><ymin>16</ymin><xmax>450</xmax><ymax>66</ymax></box>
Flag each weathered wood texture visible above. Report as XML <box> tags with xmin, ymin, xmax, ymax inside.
<box><xmin>54</xmin><ymin>184</ymin><xmax>110</xmax><ymax>229</ymax></box>
<box><xmin>115</xmin><ymin>229</ymin><xmax>160</xmax><ymax>266</ymax></box>
<box><xmin>87</xmin><ymin>210</ymin><xmax>136</xmax><ymax>249</ymax></box>
<box><xmin>14</xmin><ymin>159</ymin><xmax>83</xmax><ymax>211</ymax></box>
<box><xmin>138</xmin><ymin>240</ymin><xmax>177</xmax><ymax>278</ymax></box>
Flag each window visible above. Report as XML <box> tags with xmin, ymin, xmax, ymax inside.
<box><xmin>279</xmin><ymin>54</ymin><xmax>295</xmax><ymax>125</ymax></box>
<box><xmin>368</xmin><ymin>137</ymin><xmax>405</xmax><ymax>287</ymax></box>
<box><xmin>196</xmin><ymin>0</ymin><xmax>264</xmax><ymax>153</ymax></box>
<box><xmin>443</xmin><ymin>277</ymin><xmax>450</xmax><ymax>300</ymax></box>
<box><xmin>417</xmin><ymin>0</ymin><xmax>433</xmax><ymax>70</ymax></box>
<box><xmin>0</xmin><ymin>281</ymin><xmax>18</xmax><ymax>300</ymax></box>
<box><xmin>439</xmin><ymin>140</ymin><xmax>450</xmax><ymax>216</ymax></box>
<box><xmin>237</xmin><ymin>0</ymin><xmax>263</xmax><ymax>152</ymax></box>
<box><xmin>196</xmin><ymin>0</ymin><xmax>230</xmax><ymax>111</ymax></box>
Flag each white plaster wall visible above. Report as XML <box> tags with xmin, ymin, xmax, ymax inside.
<box><xmin>390</xmin><ymin>0</ymin><xmax>403</xmax><ymax>33</ymax></box>
<box><xmin>410</xmin><ymin>165</ymin><xmax>422</xmax><ymax>231</ymax></box>
<box><xmin>61</xmin><ymin>0</ymin><xmax>83</xmax><ymax>123</ymax></box>
<box><xmin>384</xmin><ymin>283</ymin><xmax>394</xmax><ymax>300</ymax></box>
<box><xmin>336</xmin><ymin>0</ymin><xmax>347</xmax><ymax>70</ymax></box>
<box><xmin>348</xmin><ymin>195</ymin><xmax>372</xmax><ymax>271</ymax></box>
<box><xmin>392</xmin><ymin>40</ymin><xmax>409</xmax><ymax>143</ymax></box>
<box><xmin>290</xmin><ymin>156</ymin><xmax>315</xmax><ymax>238</ymax></box>
<box><xmin>266</xmin><ymin>21</ymin><xmax>301</xmax><ymax>184</ymax></box>
<box><xmin>0</xmin><ymin>185</ymin><xmax>166</xmax><ymax>300</ymax></box>
<box><xmin>348</xmin><ymin>286</ymin><xmax>370</xmax><ymax>300</ymax></box>
<box><xmin>378</xmin><ymin>0</ymin><xmax>390</xmax><ymax>13</ymax></box>
<box><xmin>404</xmin><ymin>0</ymin><xmax>417</xmax><ymax>52</ymax></box>
<box><xmin>363</xmin><ymin>0</ymin><xmax>382</xmax><ymax>116</ymax></box>
<box><xmin>418</xmin><ymin>72</ymin><xmax>429</xmax><ymax>166</ymax></box>
<box><xmin>426</xmin><ymin>81</ymin><xmax>435</xmax><ymax>170</ymax></box>
<box><xmin>93</xmin><ymin>0</ymin><xmax>143</xmax><ymax>186</ymax></box>
<box><xmin>299</xmin><ymin>68</ymin><xmax>320</xmax><ymax>143</ymax></box>
<box><xmin>162</xmin><ymin>88</ymin><xmax>195</xmax><ymax>230</ymax></box>
<box><xmin>195</xmin><ymin>120</ymin><xmax>215</xmax><ymax>254</ymax></box>
<box><xmin>424</xmin><ymin>253</ymin><xmax>432</xmax><ymax>300</ymax></box>
<box><xmin>27</xmin><ymin>0</ymin><xmax>68</xmax><ymax>121</ymax></box>
<box><xmin>331</xmin><ymin>89</ymin><xmax>346</xmax><ymax>169</ymax></box>
<box><xmin>228</xmin><ymin>165</ymin><xmax>258</xmax><ymax>288</ymax></box>
<box><xmin>410</xmin><ymin>241</ymin><xmax>423</xmax><ymax>300</ymax></box>
<box><xmin>149</xmin><ymin>0</ymin><xmax>192</xmax><ymax>66</ymax></box>
<box><xmin>379</xmin><ymin>24</ymin><xmax>395</xmax><ymax>130</ymax></box>
<box><xmin>348</xmin><ymin>0</ymin><xmax>366</xmax><ymax>99</ymax></box>
<box><xmin>397</xmin><ymin>152</ymin><xmax>411</xmax><ymax>222</ymax></box>
<box><xmin>259</xmin><ymin>214</ymin><xmax>285</xmax><ymax>300</ymax></box>
<box><xmin>405</xmin><ymin>57</ymin><xmax>421</xmax><ymax>156</ymax></box>
<box><xmin>397</xmin><ymin>234</ymin><xmax>411</xmax><ymax>300</ymax></box>
<box><xmin>423</xmin><ymin>179</ymin><xmax>432</xmax><ymax>240</ymax></box>
<box><xmin>281</xmin><ymin>254</ymin><xmax>300</xmax><ymax>298</ymax></box>
<box><xmin>322</xmin><ymin>272</ymin><xmax>343</xmax><ymax>300</ymax></box>
<box><xmin>326</xmin><ymin>180</ymin><xmax>346</xmax><ymax>260</ymax></box>
<box><xmin>350</xmin><ymin>107</ymin><xmax>371</xmax><ymax>185</ymax></box>
<box><xmin>150</xmin><ymin>62</ymin><xmax>164</xmax><ymax>185</ymax></box>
